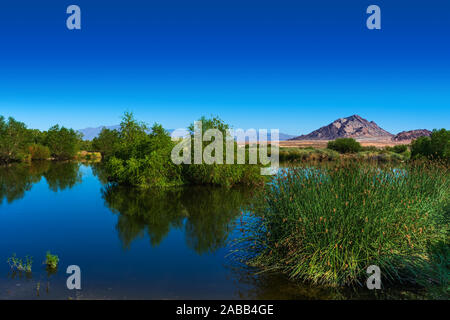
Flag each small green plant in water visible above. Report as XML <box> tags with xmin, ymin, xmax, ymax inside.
<box><xmin>44</xmin><ymin>251</ymin><xmax>59</xmax><ymax>269</ymax></box>
<box><xmin>7</xmin><ymin>254</ymin><xmax>33</xmax><ymax>273</ymax></box>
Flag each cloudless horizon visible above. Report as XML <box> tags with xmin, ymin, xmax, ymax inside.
<box><xmin>0</xmin><ymin>1</ymin><xmax>449</xmax><ymax>135</ymax></box>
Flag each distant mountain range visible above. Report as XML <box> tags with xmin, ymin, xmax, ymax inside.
<box><xmin>78</xmin><ymin>125</ymin><xmax>120</xmax><ymax>140</ymax></box>
<box><xmin>289</xmin><ymin>115</ymin><xmax>431</xmax><ymax>142</ymax></box>
<box><xmin>78</xmin><ymin>115</ymin><xmax>432</xmax><ymax>143</ymax></box>
<box><xmin>78</xmin><ymin>125</ymin><xmax>296</xmax><ymax>141</ymax></box>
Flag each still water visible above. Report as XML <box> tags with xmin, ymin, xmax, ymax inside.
<box><xmin>0</xmin><ymin>162</ymin><xmax>423</xmax><ymax>299</ymax></box>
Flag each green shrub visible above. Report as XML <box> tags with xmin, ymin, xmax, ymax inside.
<box><xmin>28</xmin><ymin>143</ymin><xmax>51</xmax><ymax>160</ymax></box>
<box><xmin>0</xmin><ymin>116</ymin><xmax>32</xmax><ymax>163</ymax></box>
<box><xmin>234</xmin><ymin>161</ymin><xmax>449</xmax><ymax>288</ymax></box>
<box><xmin>386</xmin><ymin>144</ymin><xmax>408</xmax><ymax>154</ymax></box>
<box><xmin>44</xmin><ymin>125</ymin><xmax>82</xmax><ymax>160</ymax></box>
<box><xmin>104</xmin><ymin>113</ymin><xmax>266</xmax><ymax>188</ymax></box>
<box><xmin>44</xmin><ymin>251</ymin><xmax>59</xmax><ymax>269</ymax></box>
<box><xmin>360</xmin><ymin>146</ymin><xmax>379</xmax><ymax>152</ymax></box>
<box><xmin>92</xmin><ymin>128</ymin><xmax>120</xmax><ymax>159</ymax></box>
<box><xmin>327</xmin><ymin>138</ymin><xmax>362</xmax><ymax>153</ymax></box>
<box><xmin>411</xmin><ymin>129</ymin><xmax>450</xmax><ymax>161</ymax></box>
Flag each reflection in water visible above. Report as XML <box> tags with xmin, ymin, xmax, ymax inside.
<box><xmin>101</xmin><ymin>184</ymin><xmax>256</xmax><ymax>254</ymax></box>
<box><xmin>0</xmin><ymin>161</ymin><xmax>82</xmax><ymax>205</ymax></box>
<box><xmin>43</xmin><ymin>162</ymin><xmax>82</xmax><ymax>192</ymax></box>
<box><xmin>227</xmin><ymin>263</ymin><xmax>428</xmax><ymax>300</ymax></box>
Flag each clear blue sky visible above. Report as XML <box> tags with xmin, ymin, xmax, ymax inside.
<box><xmin>0</xmin><ymin>0</ymin><xmax>448</xmax><ymax>134</ymax></box>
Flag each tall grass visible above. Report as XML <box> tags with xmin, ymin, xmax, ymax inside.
<box><xmin>233</xmin><ymin>160</ymin><xmax>449</xmax><ymax>292</ymax></box>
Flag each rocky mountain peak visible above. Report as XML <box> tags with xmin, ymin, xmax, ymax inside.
<box><xmin>291</xmin><ymin>115</ymin><xmax>393</xmax><ymax>140</ymax></box>
<box><xmin>392</xmin><ymin>129</ymin><xmax>431</xmax><ymax>142</ymax></box>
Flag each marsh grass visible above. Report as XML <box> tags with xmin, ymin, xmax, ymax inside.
<box><xmin>232</xmin><ymin>160</ymin><xmax>449</xmax><ymax>292</ymax></box>
<box><xmin>7</xmin><ymin>254</ymin><xmax>33</xmax><ymax>273</ymax></box>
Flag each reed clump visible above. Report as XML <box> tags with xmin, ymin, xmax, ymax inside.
<box><xmin>234</xmin><ymin>160</ymin><xmax>449</xmax><ymax>291</ymax></box>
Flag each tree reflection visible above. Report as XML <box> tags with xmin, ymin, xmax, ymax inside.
<box><xmin>43</xmin><ymin>162</ymin><xmax>82</xmax><ymax>192</ymax></box>
<box><xmin>102</xmin><ymin>185</ymin><xmax>185</xmax><ymax>247</ymax></box>
<box><xmin>101</xmin><ymin>184</ymin><xmax>256</xmax><ymax>254</ymax></box>
<box><xmin>181</xmin><ymin>187</ymin><xmax>254</xmax><ymax>254</ymax></box>
<box><xmin>0</xmin><ymin>161</ymin><xmax>82</xmax><ymax>205</ymax></box>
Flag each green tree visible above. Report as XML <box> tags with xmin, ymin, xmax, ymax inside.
<box><xmin>92</xmin><ymin>128</ymin><xmax>120</xmax><ymax>159</ymax></box>
<box><xmin>0</xmin><ymin>116</ymin><xmax>32</xmax><ymax>163</ymax></box>
<box><xmin>105</xmin><ymin>113</ymin><xmax>183</xmax><ymax>188</ymax></box>
<box><xmin>116</xmin><ymin>112</ymin><xmax>149</xmax><ymax>159</ymax></box>
<box><xmin>182</xmin><ymin>116</ymin><xmax>264</xmax><ymax>187</ymax></box>
<box><xmin>429</xmin><ymin>129</ymin><xmax>450</xmax><ymax>159</ymax></box>
<box><xmin>411</xmin><ymin>129</ymin><xmax>449</xmax><ymax>160</ymax></box>
<box><xmin>44</xmin><ymin>125</ymin><xmax>82</xmax><ymax>160</ymax></box>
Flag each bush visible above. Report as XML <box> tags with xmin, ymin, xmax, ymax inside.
<box><xmin>44</xmin><ymin>251</ymin><xmax>59</xmax><ymax>269</ymax></box>
<box><xmin>386</xmin><ymin>144</ymin><xmax>408</xmax><ymax>154</ymax></box>
<box><xmin>327</xmin><ymin>138</ymin><xmax>361</xmax><ymax>153</ymax></box>
<box><xmin>104</xmin><ymin>114</ymin><xmax>185</xmax><ymax>188</ymax></box>
<box><xmin>45</xmin><ymin>125</ymin><xmax>82</xmax><ymax>160</ymax></box>
<box><xmin>104</xmin><ymin>113</ymin><xmax>266</xmax><ymax>188</ymax></box>
<box><xmin>28</xmin><ymin>143</ymin><xmax>51</xmax><ymax>160</ymax></box>
<box><xmin>0</xmin><ymin>116</ymin><xmax>32</xmax><ymax>163</ymax></box>
<box><xmin>234</xmin><ymin>161</ymin><xmax>449</xmax><ymax>288</ymax></box>
<box><xmin>411</xmin><ymin>129</ymin><xmax>450</xmax><ymax>161</ymax></box>
<box><xmin>360</xmin><ymin>146</ymin><xmax>380</xmax><ymax>152</ymax></box>
<box><xmin>92</xmin><ymin>128</ymin><xmax>120</xmax><ymax>159</ymax></box>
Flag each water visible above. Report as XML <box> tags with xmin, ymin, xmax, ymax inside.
<box><xmin>0</xmin><ymin>161</ymin><xmax>268</xmax><ymax>299</ymax></box>
<box><xmin>0</xmin><ymin>162</ymin><xmax>425</xmax><ymax>299</ymax></box>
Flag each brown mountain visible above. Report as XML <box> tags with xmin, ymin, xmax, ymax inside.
<box><xmin>392</xmin><ymin>129</ymin><xmax>431</xmax><ymax>142</ymax></box>
<box><xmin>291</xmin><ymin>115</ymin><xmax>393</xmax><ymax>140</ymax></box>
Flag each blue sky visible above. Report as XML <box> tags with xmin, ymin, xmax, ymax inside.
<box><xmin>0</xmin><ymin>0</ymin><xmax>448</xmax><ymax>134</ymax></box>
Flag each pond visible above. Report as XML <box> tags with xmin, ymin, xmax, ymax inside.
<box><xmin>0</xmin><ymin>162</ymin><xmax>424</xmax><ymax>299</ymax></box>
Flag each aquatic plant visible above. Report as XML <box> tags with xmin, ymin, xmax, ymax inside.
<box><xmin>44</xmin><ymin>251</ymin><xmax>59</xmax><ymax>269</ymax></box>
<box><xmin>7</xmin><ymin>253</ymin><xmax>33</xmax><ymax>273</ymax></box>
<box><xmin>233</xmin><ymin>160</ymin><xmax>449</xmax><ymax>290</ymax></box>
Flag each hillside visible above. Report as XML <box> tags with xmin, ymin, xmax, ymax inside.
<box><xmin>392</xmin><ymin>129</ymin><xmax>431</xmax><ymax>142</ymax></box>
<box><xmin>290</xmin><ymin>115</ymin><xmax>393</xmax><ymax>141</ymax></box>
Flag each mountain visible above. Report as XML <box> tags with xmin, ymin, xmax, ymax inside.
<box><xmin>392</xmin><ymin>129</ymin><xmax>431</xmax><ymax>142</ymax></box>
<box><xmin>78</xmin><ymin>125</ymin><xmax>120</xmax><ymax>140</ymax></box>
<box><xmin>290</xmin><ymin>115</ymin><xmax>393</xmax><ymax>141</ymax></box>
<box><xmin>78</xmin><ymin>125</ymin><xmax>295</xmax><ymax>141</ymax></box>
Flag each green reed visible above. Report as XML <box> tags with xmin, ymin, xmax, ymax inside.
<box><xmin>233</xmin><ymin>160</ymin><xmax>449</xmax><ymax>291</ymax></box>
